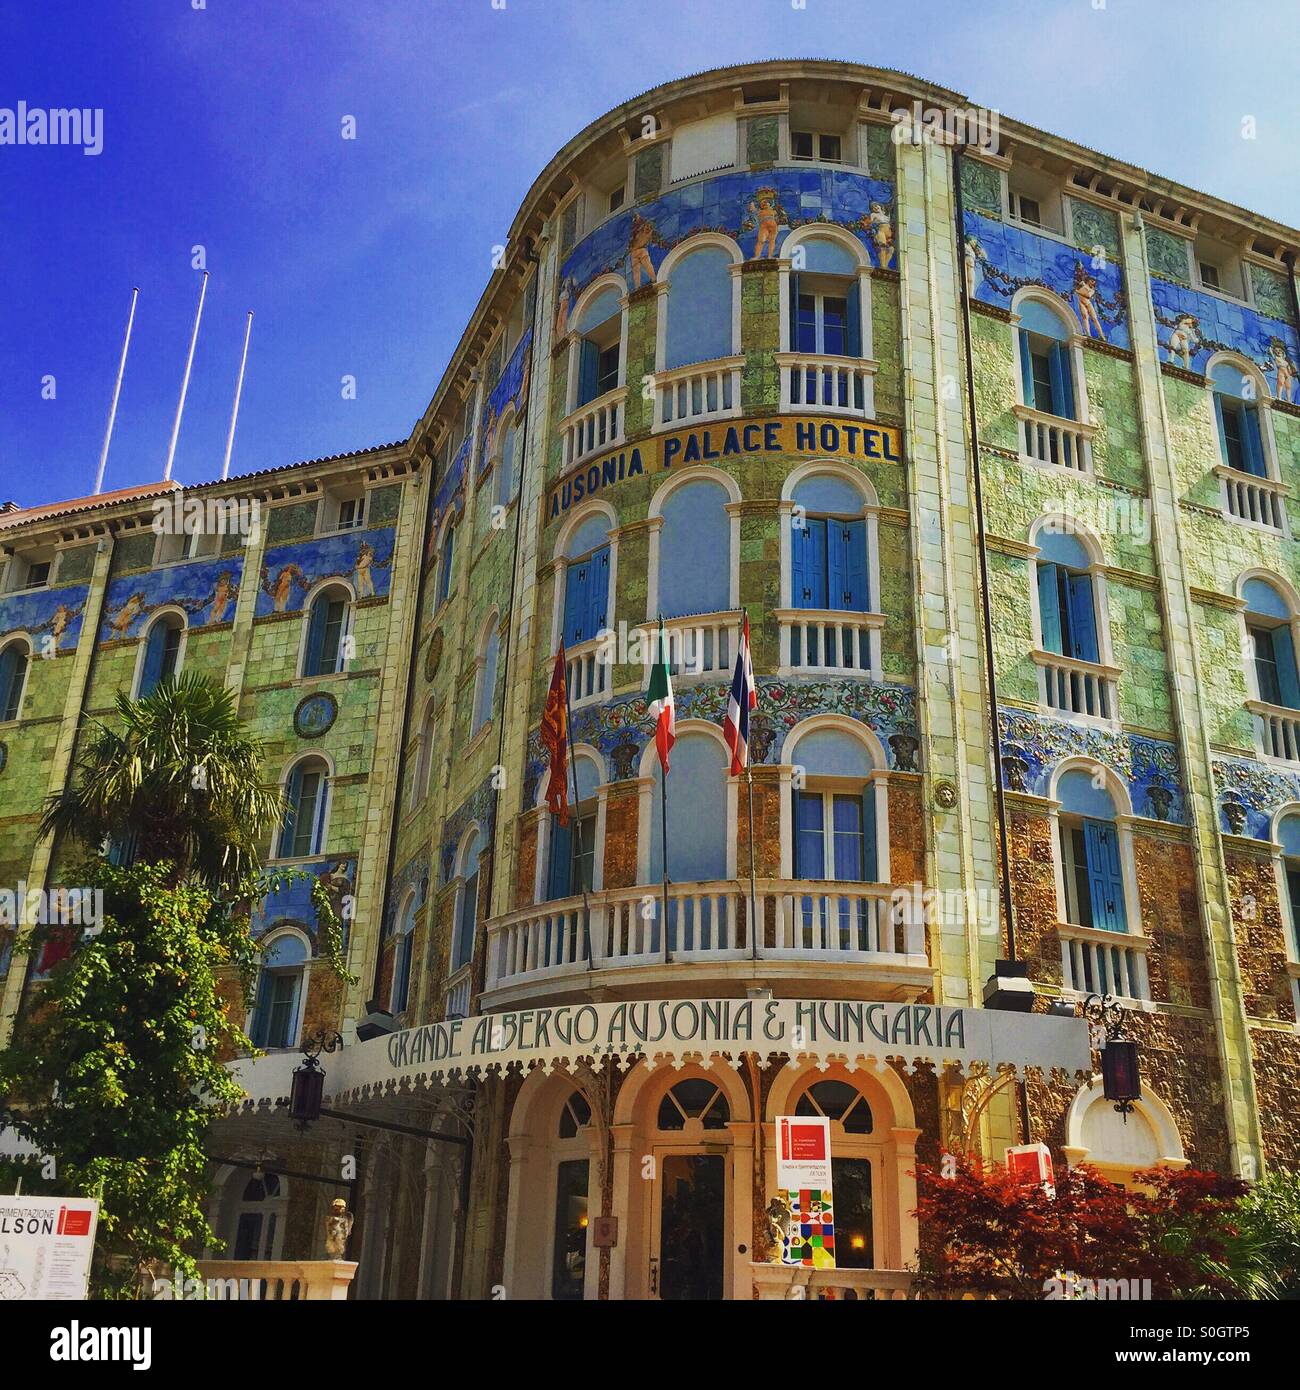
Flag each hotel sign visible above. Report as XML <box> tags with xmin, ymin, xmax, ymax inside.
<box><xmin>545</xmin><ymin>414</ymin><xmax>904</xmax><ymax>522</ymax></box>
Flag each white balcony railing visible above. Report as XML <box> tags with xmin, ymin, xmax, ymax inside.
<box><xmin>1249</xmin><ymin>699</ymin><xmax>1300</xmax><ymax>763</ymax></box>
<box><xmin>776</xmin><ymin>608</ymin><xmax>882</xmax><ymax>676</ymax></box>
<box><xmin>566</xmin><ymin>634</ymin><xmax>609</xmax><ymax>708</ymax></box>
<box><xmin>776</xmin><ymin>353</ymin><xmax>876</xmax><ymax>417</ymax></box>
<box><xmin>1013</xmin><ymin>405</ymin><xmax>1096</xmax><ymax>473</ymax></box>
<box><xmin>444</xmin><ymin>971</ymin><xmax>471</xmax><ymax>1020</ymax></box>
<box><xmin>485</xmin><ymin>880</ymin><xmax>928</xmax><ymax>993</ymax></box>
<box><xmin>1216</xmin><ymin>466</ymin><xmax>1288</xmax><ymax>534</ymax></box>
<box><xmin>194</xmin><ymin>1261</ymin><xmax>357</xmax><ymax>1301</ymax></box>
<box><xmin>751</xmin><ymin>1265</ymin><xmax>917</xmax><ymax>1300</ymax></box>
<box><xmin>1058</xmin><ymin>923</ymin><xmax>1149</xmax><ymax>1001</ymax></box>
<box><xmin>636</xmin><ymin>612</ymin><xmax>737</xmax><ymax>681</ymax></box>
<box><xmin>653</xmin><ymin>356</ymin><xmax>745</xmax><ymax>431</ymax></box>
<box><xmin>561</xmin><ymin>387</ymin><xmax>625</xmax><ymax>469</ymax></box>
<box><xmin>1033</xmin><ymin>650</ymin><xmax>1119</xmax><ymax>722</ymax></box>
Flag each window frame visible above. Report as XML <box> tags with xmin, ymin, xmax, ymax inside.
<box><xmin>133</xmin><ymin>608</ymin><xmax>187</xmax><ymax>699</ymax></box>
<box><xmin>299</xmin><ymin>582</ymin><xmax>354</xmax><ymax>679</ymax></box>
<box><xmin>0</xmin><ymin>637</ymin><xmax>33</xmax><ymax>722</ymax></box>
<box><xmin>275</xmin><ymin>756</ymin><xmax>332</xmax><ymax>861</ymax></box>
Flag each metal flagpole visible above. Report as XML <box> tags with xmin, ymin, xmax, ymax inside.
<box><xmin>659</xmin><ymin>614</ymin><xmax>671</xmax><ymax>965</ymax></box>
<box><xmin>93</xmin><ymin>286</ymin><xmax>138</xmax><ymax>495</ymax></box>
<box><xmin>221</xmin><ymin>310</ymin><xmax>253</xmax><ymax>480</ymax></box>
<box><xmin>560</xmin><ymin>648</ymin><xmax>593</xmax><ymax>973</ymax></box>
<box><xmin>746</xmin><ymin>761</ymin><xmax>759</xmax><ymax>962</ymax></box>
<box><xmin>163</xmin><ymin>270</ymin><xmax>209</xmax><ymax>482</ymax></box>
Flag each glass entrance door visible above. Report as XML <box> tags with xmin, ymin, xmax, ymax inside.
<box><xmin>654</xmin><ymin>1152</ymin><xmax>726</xmax><ymax>1300</ymax></box>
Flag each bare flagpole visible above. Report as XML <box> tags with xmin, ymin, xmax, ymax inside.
<box><xmin>163</xmin><ymin>270</ymin><xmax>209</xmax><ymax>482</ymax></box>
<box><xmin>747</xmin><ymin>760</ymin><xmax>759</xmax><ymax>962</ymax></box>
<box><xmin>93</xmin><ymin>287</ymin><xmax>138</xmax><ymax>495</ymax></box>
<box><xmin>658</xmin><ymin>615</ymin><xmax>671</xmax><ymax>965</ymax></box>
<box><xmin>220</xmin><ymin>310</ymin><xmax>253</xmax><ymax>481</ymax></box>
<box><xmin>560</xmin><ymin>647</ymin><xmax>593</xmax><ymax>973</ymax></box>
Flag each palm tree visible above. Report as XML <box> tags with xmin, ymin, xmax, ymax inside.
<box><xmin>39</xmin><ymin>673</ymin><xmax>285</xmax><ymax>889</ymax></box>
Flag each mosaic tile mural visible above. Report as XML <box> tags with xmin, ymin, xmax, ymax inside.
<box><xmin>439</xmin><ymin>775</ymin><xmax>498</xmax><ymax>886</ymax></box>
<box><xmin>997</xmin><ymin>708</ymin><xmax>1185</xmax><ymax>823</ymax></box>
<box><xmin>0</xmin><ymin>583</ymin><xmax>89</xmax><ymax>653</ymax></box>
<box><xmin>1213</xmin><ymin>756</ymin><xmax>1300</xmax><ymax>841</ymax></box>
<box><xmin>477</xmin><ymin>327</ymin><xmax>533</xmax><ymax>478</ymax></box>
<box><xmin>1150</xmin><ymin>276</ymin><xmax>1299</xmax><ymax>401</ymax></box>
<box><xmin>98</xmin><ymin>557</ymin><xmax>243</xmax><ymax>644</ymax></box>
<box><xmin>555</xmin><ymin>167</ymin><xmax>897</xmax><ymax>331</ymax></box>
<box><xmin>385</xmin><ymin>851</ymin><xmax>430</xmax><ymax>937</ymax></box>
<box><xmin>963</xmin><ymin>210</ymin><xmax>1131</xmax><ymax>350</ymax></box>
<box><xmin>522</xmin><ymin>676</ymin><xmax>919</xmax><ymax>808</ymax></box>
<box><xmin>431</xmin><ymin>435</ymin><xmax>472</xmax><ymax>549</ymax></box>
<box><xmin>256</xmin><ymin>527</ymin><xmax>394</xmax><ymax>618</ymax></box>
<box><xmin>249</xmin><ymin>855</ymin><xmax>357</xmax><ymax>954</ymax></box>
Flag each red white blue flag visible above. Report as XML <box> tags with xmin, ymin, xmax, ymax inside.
<box><xmin>723</xmin><ymin>614</ymin><xmax>757</xmax><ymax>776</ymax></box>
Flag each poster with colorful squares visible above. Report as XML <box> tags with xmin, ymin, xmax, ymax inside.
<box><xmin>783</xmin><ymin>1187</ymin><xmax>836</xmax><ymax>1269</ymax></box>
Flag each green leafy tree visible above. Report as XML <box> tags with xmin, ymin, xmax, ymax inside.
<box><xmin>0</xmin><ymin>675</ymin><xmax>350</xmax><ymax>1297</ymax></box>
<box><xmin>1231</xmin><ymin>1168</ymin><xmax>1300</xmax><ymax>1297</ymax></box>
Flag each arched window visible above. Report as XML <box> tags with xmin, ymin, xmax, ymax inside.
<box><xmin>277</xmin><ymin>757</ymin><xmax>330</xmax><ymax>859</ymax></box>
<box><xmin>415</xmin><ymin>702</ymin><xmax>437</xmax><ymax>806</ymax></box>
<box><xmin>1276</xmin><ymin>814</ymin><xmax>1300</xmax><ymax>964</ymax></box>
<box><xmin>557</xmin><ymin>511</ymin><xmax>613</xmax><ymax>702</ymax></box>
<box><xmin>1033</xmin><ymin>527</ymin><xmax>1112</xmax><ymax>720</ymax></box>
<box><xmin>789</xmin><ymin>726</ymin><xmax>880</xmax><ymax>883</ymax></box>
<box><xmin>656</xmin><ymin>477</ymin><xmax>731</xmax><ymax>619</ymax></box>
<box><xmin>250</xmin><ymin>932</ymin><xmax>310</xmax><ymax>1049</ymax></box>
<box><xmin>495</xmin><ymin>419</ymin><xmax>521</xmax><ymax>509</ymax></box>
<box><xmin>792</xmin><ymin>1076</ymin><xmax>875</xmax><ymax>1268</ymax></box>
<box><xmin>789</xmin><ymin>235</ymin><xmax>862</xmax><ymax>358</ymax></box>
<box><xmin>789</xmin><ymin>474</ymin><xmax>872</xmax><ymax>674</ymax></box>
<box><xmin>0</xmin><ymin>638</ymin><xmax>31</xmax><ymax>722</ymax></box>
<box><xmin>1212</xmin><ymin>361</ymin><xmax>1268</xmax><ymax>477</ymax></box>
<box><xmin>452</xmin><ymin>828</ymin><xmax>484</xmax><ymax>975</ymax></box>
<box><xmin>796</xmin><ymin>1078</ymin><xmax>874</xmax><ymax>1134</ymax></box>
<box><xmin>1056</xmin><ymin>770</ymin><xmax>1127</xmax><ymax>933</ymax></box>
<box><xmin>391</xmin><ymin>892</ymin><xmax>417</xmax><ymax>1015</ymax></box>
<box><xmin>136</xmin><ymin>612</ymin><xmax>184</xmax><ymax>697</ymax></box>
<box><xmin>1243</xmin><ymin>578</ymin><xmax>1299</xmax><ymax>710</ymax></box>
<box><xmin>571</xmin><ymin>285</ymin><xmax>623</xmax><ymax>408</ymax></box>
<box><xmin>648</xmin><ymin>730</ymin><xmax>728</xmax><ymax>886</ymax></box>
<box><xmin>546</xmin><ymin>753</ymin><xmax>600</xmax><ymax>901</ymax></box>
<box><xmin>472</xmin><ymin>619</ymin><xmax>500</xmax><ymax>736</ymax></box>
<box><xmin>553</xmin><ymin>1089</ymin><xmax>593</xmax><ymax>1301</ymax></box>
<box><xmin>1017</xmin><ymin>299</ymin><xmax>1077</xmax><ymax>419</ymax></box>
<box><xmin>664</xmin><ymin>244</ymin><xmax>735</xmax><ymax>369</ymax></box>
<box><xmin>229</xmin><ymin>1170</ymin><xmax>288</xmax><ymax>1261</ymax></box>
<box><xmin>656</xmin><ymin>1077</ymin><xmax>731</xmax><ymax>1131</ymax></box>
<box><xmin>302</xmin><ymin>584</ymin><xmax>351</xmax><ymax>677</ymax></box>
<box><xmin>436</xmin><ymin>522</ymin><xmax>456</xmax><ymax>607</ymax></box>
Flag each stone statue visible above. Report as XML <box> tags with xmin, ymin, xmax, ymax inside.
<box><xmin>765</xmin><ymin>1194</ymin><xmax>793</xmax><ymax>1264</ymax></box>
<box><xmin>325</xmin><ymin>1198</ymin><xmax>353</xmax><ymax>1259</ymax></box>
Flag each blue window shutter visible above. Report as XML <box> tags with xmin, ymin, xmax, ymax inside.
<box><xmin>845</xmin><ymin>520</ymin><xmax>869</xmax><ymax>611</ymax></box>
<box><xmin>564</xmin><ymin>559</ymin><xmax>589</xmax><ymax>645</ymax></box>
<box><xmin>587</xmin><ymin>545</ymin><xmax>610</xmax><ymax>635</ymax></box>
<box><xmin>1066</xmin><ymin>572</ymin><xmax>1100</xmax><ymax>663</ymax></box>
<box><xmin>251</xmin><ymin>967</ymin><xmax>274</xmax><ymax>1047</ymax></box>
<box><xmin>827</xmin><ymin>521</ymin><xmax>851</xmax><ymax>611</ymax></box>
<box><xmin>578</xmin><ymin>339</ymin><xmax>600</xmax><ymax>407</ymax></box>
<box><xmin>1049</xmin><ymin>342</ymin><xmax>1075</xmax><ymax>419</ymax></box>
<box><xmin>846</xmin><ymin>284</ymin><xmax>862</xmax><ymax>357</ymax></box>
<box><xmin>0</xmin><ymin>644</ymin><xmax>18</xmax><ymax>719</ymax></box>
<box><xmin>791</xmin><ymin>520</ymin><xmax>811</xmax><ymax>608</ymax></box>
<box><xmin>1213</xmin><ymin>393</ymin><xmax>1229</xmax><ymax>465</ymax></box>
<box><xmin>304</xmin><ymin>595</ymin><xmax>328</xmax><ymax>676</ymax></box>
<box><xmin>788</xmin><ymin>273</ymin><xmax>800</xmax><ymax>349</ymax></box>
<box><xmin>548</xmin><ymin>818</ymin><xmax>573</xmax><ymax>899</ymax></box>
<box><xmin>139</xmin><ymin>622</ymin><xmax>168</xmax><ymax>696</ymax></box>
<box><xmin>1036</xmin><ymin>562</ymin><xmax>1063</xmax><ymax>653</ymax></box>
<box><xmin>1273</xmin><ymin>625</ymin><xmax>1300</xmax><ymax>708</ymax></box>
<box><xmin>1083</xmin><ymin>820</ymin><xmax>1126</xmax><ymax>932</ymax></box>
<box><xmin>806</xmin><ymin>518</ymin><xmax>828</xmax><ymax>608</ymax></box>
<box><xmin>794</xmin><ymin>792</ymin><xmax>824</xmax><ymax>878</ymax></box>
<box><xmin>280</xmin><ymin>766</ymin><xmax>303</xmax><ymax>856</ymax></box>
<box><xmin>1242</xmin><ymin>407</ymin><xmax>1266</xmax><ymax>476</ymax></box>
<box><xmin>1017</xmin><ymin>330</ymin><xmax>1034</xmax><ymax>406</ymax></box>
<box><xmin>861</xmin><ymin>785</ymin><xmax>877</xmax><ymax>882</ymax></box>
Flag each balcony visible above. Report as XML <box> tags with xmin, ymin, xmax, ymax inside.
<box><xmin>751</xmin><ymin>1265</ymin><xmax>916</xmax><ymax>1300</ymax></box>
<box><xmin>1033</xmin><ymin>649</ymin><xmax>1119</xmax><ymax>723</ymax></box>
<box><xmin>635</xmin><ymin>611</ymin><xmax>737</xmax><ymax>681</ymax></box>
<box><xmin>1058</xmin><ymin>923</ymin><xmax>1149</xmax><ymax>1001</ymax></box>
<box><xmin>1216</xmin><ymin>466</ymin><xmax>1288</xmax><ymax>534</ymax></box>
<box><xmin>566</xmin><ymin>634</ymin><xmax>609</xmax><ymax>708</ymax></box>
<box><xmin>482</xmin><ymin>880</ymin><xmax>930</xmax><ymax>1006</ymax></box>
<box><xmin>776</xmin><ymin>353</ymin><xmax>877</xmax><ymax>418</ymax></box>
<box><xmin>1249</xmin><ymin>698</ymin><xmax>1300</xmax><ymax>763</ymax></box>
<box><xmin>194</xmin><ymin>1260</ymin><xmax>356</xmax><ymax>1301</ymax></box>
<box><xmin>560</xmin><ymin>387</ymin><xmax>625</xmax><ymax>469</ymax></box>
<box><xmin>776</xmin><ymin>608</ymin><xmax>882</xmax><ymax>676</ymax></box>
<box><xmin>1012</xmin><ymin>404</ymin><xmax>1096</xmax><ymax>473</ymax></box>
<box><xmin>653</xmin><ymin>356</ymin><xmax>745</xmax><ymax>431</ymax></box>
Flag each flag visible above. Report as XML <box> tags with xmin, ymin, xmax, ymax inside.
<box><xmin>646</xmin><ymin>619</ymin><xmax>676</xmax><ymax>772</ymax></box>
<box><xmin>542</xmin><ymin>645</ymin><xmax>569</xmax><ymax>825</ymax></box>
<box><xmin>723</xmin><ymin>614</ymin><xmax>757</xmax><ymax>775</ymax></box>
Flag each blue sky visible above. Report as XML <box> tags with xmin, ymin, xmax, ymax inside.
<box><xmin>2</xmin><ymin>0</ymin><xmax>1296</xmax><ymax>508</ymax></box>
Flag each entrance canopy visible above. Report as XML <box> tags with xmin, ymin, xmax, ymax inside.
<box><xmin>226</xmin><ymin>998</ymin><xmax>1091</xmax><ymax>1112</ymax></box>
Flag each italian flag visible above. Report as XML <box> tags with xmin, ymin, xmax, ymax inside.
<box><xmin>647</xmin><ymin>619</ymin><xmax>676</xmax><ymax>772</ymax></box>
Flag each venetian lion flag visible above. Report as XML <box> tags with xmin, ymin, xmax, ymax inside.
<box><xmin>646</xmin><ymin>619</ymin><xmax>676</xmax><ymax>771</ymax></box>
<box><xmin>542</xmin><ymin>645</ymin><xmax>570</xmax><ymax>825</ymax></box>
<box><xmin>722</xmin><ymin>614</ymin><xmax>757</xmax><ymax>775</ymax></box>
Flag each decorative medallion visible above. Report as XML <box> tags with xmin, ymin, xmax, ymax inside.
<box><xmin>934</xmin><ymin>780</ymin><xmax>958</xmax><ymax>810</ymax></box>
<box><xmin>425</xmin><ymin>630</ymin><xmax>444</xmax><ymax>684</ymax></box>
<box><xmin>294</xmin><ymin>692</ymin><xmax>338</xmax><ymax>740</ymax></box>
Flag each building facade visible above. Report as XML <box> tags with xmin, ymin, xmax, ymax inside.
<box><xmin>2</xmin><ymin>60</ymin><xmax>1299</xmax><ymax>1299</ymax></box>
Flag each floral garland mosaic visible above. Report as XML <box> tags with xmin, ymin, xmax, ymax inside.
<box><xmin>1212</xmin><ymin>756</ymin><xmax>1300</xmax><ymax>841</ymax></box>
<box><xmin>998</xmin><ymin>708</ymin><xmax>1185</xmax><ymax>823</ymax></box>
<box><xmin>522</xmin><ymin>676</ymin><xmax>918</xmax><ymax>809</ymax></box>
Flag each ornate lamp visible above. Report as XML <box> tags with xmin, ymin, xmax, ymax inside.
<box><xmin>288</xmin><ymin>1030</ymin><xmax>343</xmax><ymax>1130</ymax></box>
<box><xmin>1082</xmin><ymin>994</ymin><xmax>1141</xmax><ymax>1122</ymax></box>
